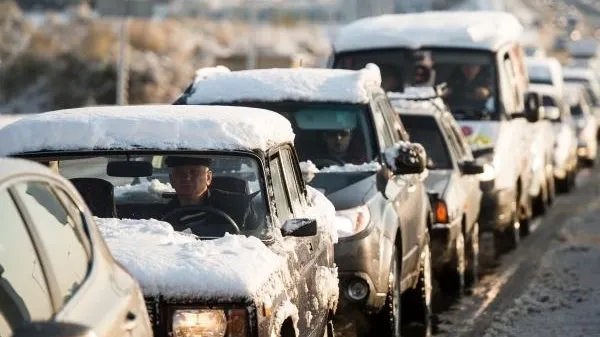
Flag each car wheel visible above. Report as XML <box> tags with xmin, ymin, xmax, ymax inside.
<box><xmin>546</xmin><ymin>169</ymin><xmax>556</xmax><ymax>205</ymax></box>
<box><xmin>376</xmin><ymin>245</ymin><xmax>402</xmax><ymax>337</ymax></box>
<box><xmin>401</xmin><ymin>232</ymin><xmax>432</xmax><ymax>337</ymax></box>
<box><xmin>464</xmin><ymin>222</ymin><xmax>479</xmax><ymax>288</ymax></box>
<box><xmin>519</xmin><ymin>193</ymin><xmax>532</xmax><ymax>237</ymax></box>
<box><xmin>532</xmin><ymin>177</ymin><xmax>547</xmax><ymax>217</ymax></box>
<box><xmin>440</xmin><ymin>231</ymin><xmax>465</xmax><ymax>295</ymax></box>
<box><xmin>323</xmin><ymin>319</ymin><xmax>334</xmax><ymax>337</ymax></box>
<box><xmin>555</xmin><ymin>173</ymin><xmax>571</xmax><ymax>194</ymax></box>
<box><xmin>494</xmin><ymin>206</ymin><xmax>519</xmax><ymax>257</ymax></box>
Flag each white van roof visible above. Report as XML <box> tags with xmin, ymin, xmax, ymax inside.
<box><xmin>332</xmin><ymin>11</ymin><xmax>524</xmax><ymax>53</ymax></box>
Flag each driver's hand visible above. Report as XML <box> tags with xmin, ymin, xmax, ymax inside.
<box><xmin>474</xmin><ymin>87</ymin><xmax>490</xmax><ymax>100</ymax></box>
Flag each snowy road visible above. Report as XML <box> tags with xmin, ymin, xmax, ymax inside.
<box><xmin>430</xmin><ymin>165</ymin><xmax>600</xmax><ymax>337</ymax></box>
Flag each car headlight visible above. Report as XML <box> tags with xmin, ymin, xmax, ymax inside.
<box><xmin>336</xmin><ymin>205</ymin><xmax>371</xmax><ymax>238</ymax></box>
<box><xmin>478</xmin><ymin>163</ymin><xmax>496</xmax><ymax>182</ymax></box>
<box><xmin>172</xmin><ymin>309</ymin><xmax>247</xmax><ymax>337</ymax></box>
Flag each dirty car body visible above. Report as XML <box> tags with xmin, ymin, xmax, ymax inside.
<box><xmin>0</xmin><ymin>105</ymin><xmax>339</xmax><ymax>337</ymax></box>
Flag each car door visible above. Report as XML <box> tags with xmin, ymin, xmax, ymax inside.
<box><xmin>268</xmin><ymin>149</ymin><xmax>319</xmax><ymax>335</ymax></box>
<box><xmin>373</xmin><ymin>94</ymin><xmax>422</xmax><ymax>276</ymax></box>
<box><xmin>0</xmin><ymin>188</ymin><xmax>55</xmax><ymax>337</ymax></box>
<box><xmin>9</xmin><ymin>179</ymin><xmax>150</xmax><ymax>337</ymax></box>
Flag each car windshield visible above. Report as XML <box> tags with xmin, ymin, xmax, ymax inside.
<box><xmin>563</xmin><ymin>77</ymin><xmax>600</xmax><ymax>106</ymax></box>
<box><xmin>334</xmin><ymin>48</ymin><xmax>498</xmax><ymax>121</ymax></box>
<box><xmin>527</xmin><ymin>64</ymin><xmax>553</xmax><ymax>85</ymax></box>
<box><xmin>333</xmin><ymin>49</ymin><xmax>412</xmax><ymax>93</ymax></box>
<box><xmin>400</xmin><ymin>115</ymin><xmax>453</xmax><ymax>170</ymax></box>
<box><xmin>230</xmin><ymin>102</ymin><xmax>377</xmax><ymax>169</ymax></box>
<box><xmin>24</xmin><ymin>152</ymin><xmax>269</xmax><ymax>239</ymax></box>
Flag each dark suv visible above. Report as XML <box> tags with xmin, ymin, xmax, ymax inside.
<box><xmin>174</xmin><ymin>64</ymin><xmax>433</xmax><ymax>336</ymax></box>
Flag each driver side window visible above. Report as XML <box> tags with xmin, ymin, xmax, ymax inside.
<box><xmin>269</xmin><ymin>155</ymin><xmax>293</xmax><ymax>225</ymax></box>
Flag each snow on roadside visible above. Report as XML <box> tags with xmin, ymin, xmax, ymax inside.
<box><xmin>483</xmin><ymin>200</ymin><xmax>600</xmax><ymax>337</ymax></box>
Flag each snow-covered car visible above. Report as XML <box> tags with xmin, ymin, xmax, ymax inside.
<box><xmin>175</xmin><ymin>65</ymin><xmax>433</xmax><ymax>337</ymax></box>
<box><xmin>527</xmin><ymin>83</ymin><xmax>578</xmax><ymax>193</ymax></box>
<box><xmin>330</xmin><ymin>10</ymin><xmax>543</xmax><ymax>255</ymax></box>
<box><xmin>389</xmin><ymin>88</ymin><xmax>483</xmax><ymax>292</ymax></box>
<box><xmin>526</xmin><ymin>57</ymin><xmax>565</xmax><ymax>97</ymax></box>
<box><xmin>0</xmin><ymin>105</ymin><xmax>340</xmax><ymax>337</ymax></box>
<box><xmin>0</xmin><ymin>157</ymin><xmax>153</xmax><ymax>337</ymax></box>
<box><xmin>564</xmin><ymin>83</ymin><xmax>599</xmax><ymax>167</ymax></box>
<box><xmin>563</xmin><ymin>67</ymin><xmax>600</xmax><ymax>128</ymax></box>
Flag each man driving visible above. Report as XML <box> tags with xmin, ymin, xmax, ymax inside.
<box><xmin>163</xmin><ymin>156</ymin><xmax>259</xmax><ymax>232</ymax></box>
<box><xmin>445</xmin><ymin>64</ymin><xmax>493</xmax><ymax>103</ymax></box>
<box><xmin>313</xmin><ymin>129</ymin><xmax>367</xmax><ymax>166</ymax></box>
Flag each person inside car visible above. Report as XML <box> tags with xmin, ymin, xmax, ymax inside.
<box><xmin>445</xmin><ymin>64</ymin><xmax>493</xmax><ymax>104</ymax></box>
<box><xmin>310</xmin><ymin>129</ymin><xmax>368</xmax><ymax>167</ymax></box>
<box><xmin>163</xmin><ymin>156</ymin><xmax>260</xmax><ymax>231</ymax></box>
<box><xmin>412</xmin><ymin>51</ymin><xmax>436</xmax><ymax>87</ymax></box>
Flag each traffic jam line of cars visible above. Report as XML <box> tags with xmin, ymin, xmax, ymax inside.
<box><xmin>1</xmin><ymin>9</ymin><xmax>599</xmax><ymax>337</ymax></box>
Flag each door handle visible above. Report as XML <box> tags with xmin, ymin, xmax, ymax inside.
<box><xmin>123</xmin><ymin>311</ymin><xmax>138</xmax><ymax>331</ymax></box>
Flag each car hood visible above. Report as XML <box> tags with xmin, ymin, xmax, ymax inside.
<box><xmin>308</xmin><ymin>171</ymin><xmax>378</xmax><ymax>210</ymax></box>
<box><xmin>424</xmin><ymin>170</ymin><xmax>452</xmax><ymax>196</ymax></box>
<box><xmin>96</xmin><ymin>218</ymin><xmax>291</xmax><ymax>303</ymax></box>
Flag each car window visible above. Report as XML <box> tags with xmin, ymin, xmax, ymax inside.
<box><xmin>542</xmin><ymin>95</ymin><xmax>557</xmax><ymax>107</ymax></box>
<box><xmin>401</xmin><ymin>115</ymin><xmax>453</xmax><ymax>169</ymax></box>
<box><xmin>0</xmin><ymin>189</ymin><xmax>53</xmax><ymax>337</ymax></box>
<box><xmin>371</xmin><ymin>103</ymin><xmax>394</xmax><ymax>149</ymax></box>
<box><xmin>448</xmin><ymin>118</ymin><xmax>472</xmax><ymax>159</ymax></box>
<box><xmin>280</xmin><ymin>148</ymin><xmax>305</xmax><ymax>214</ymax></box>
<box><xmin>379</xmin><ymin>97</ymin><xmax>409</xmax><ymax>141</ymax></box>
<box><xmin>442</xmin><ymin>118</ymin><xmax>466</xmax><ymax>159</ymax></box>
<box><xmin>269</xmin><ymin>155</ymin><xmax>293</xmax><ymax>224</ymax></box>
<box><xmin>13</xmin><ymin>182</ymin><xmax>90</xmax><ymax>308</ymax></box>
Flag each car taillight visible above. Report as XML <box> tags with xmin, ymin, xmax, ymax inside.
<box><xmin>434</xmin><ymin>200</ymin><xmax>449</xmax><ymax>224</ymax></box>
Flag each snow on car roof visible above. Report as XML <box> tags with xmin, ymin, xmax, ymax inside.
<box><xmin>96</xmin><ymin>218</ymin><xmax>286</xmax><ymax>300</ymax></box>
<box><xmin>332</xmin><ymin>11</ymin><xmax>524</xmax><ymax>53</ymax></box>
<box><xmin>184</xmin><ymin>64</ymin><xmax>382</xmax><ymax>105</ymax></box>
<box><xmin>0</xmin><ymin>105</ymin><xmax>294</xmax><ymax>156</ymax></box>
<box><xmin>387</xmin><ymin>88</ymin><xmax>447</xmax><ymax>113</ymax></box>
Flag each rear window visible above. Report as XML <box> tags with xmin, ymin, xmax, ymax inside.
<box><xmin>527</xmin><ymin>64</ymin><xmax>553</xmax><ymax>85</ymax></box>
<box><xmin>542</xmin><ymin>95</ymin><xmax>557</xmax><ymax>107</ymax></box>
<box><xmin>401</xmin><ymin>115</ymin><xmax>452</xmax><ymax>170</ymax></box>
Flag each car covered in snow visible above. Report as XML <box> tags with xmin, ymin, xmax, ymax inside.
<box><xmin>330</xmin><ymin>10</ymin><xmax>544</xmax><ymax>255</ymax></box>
<box><xmin>174</xmin><ymin>65</ymin><xmax>433</xmax><ymax>336</ymax></box>
<box><xmin>563</xmin><ymin>67</ymin><xmax>600</xmax><ymax>128</ymax></box>
<box><xmin>0</xmin><ymin>157</ymin><xmax>153</xmax><ymax>337</ymax></box>
<box><xmin>388</xmin><ymin>88</ymin><xmax>483</xmax><ymax>292</ymax></box>
<box><xmin>526</xmin><ymin>57</ymin><xmax>565</xmax><ymax>98</ymax></box>
<box><xmin>0</xmin><ymin>105</ymin><xmax>340</xmax><ymax>337</ymax></box>
<box><xmin>527</xmin><ymin>83</ymin><xmax>578</xmax><ymax>193</ymax></box>
<box><xmin>564</xmin><ymin>83</ymin><xmax>599</xmax><ymax>167</ymax></box>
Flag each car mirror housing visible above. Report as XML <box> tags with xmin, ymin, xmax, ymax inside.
<box><xmin>281</xmin><ymin>218</ymin><xmax>318</xmax><ymax>237</ymax></box>
<box><xmin>384</xmin><ymin>141</ymin><xmax>427</xmax><ymax>175</ymax></box>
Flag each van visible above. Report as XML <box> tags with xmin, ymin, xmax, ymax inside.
<box><xmin>330</xmin><ymin>11</ymin><xmax>542</xmax><ymax>256</ymax></box>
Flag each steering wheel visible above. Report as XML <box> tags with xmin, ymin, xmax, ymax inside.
<box><xmin>312</xmin><ymin>156</ymin><xmax>345</xmax><ymax>169</ymax></box>
<box><xmin>161</xmin><ymin>205</ymin><xmax>241</xmax><ymax>234</ymax></box>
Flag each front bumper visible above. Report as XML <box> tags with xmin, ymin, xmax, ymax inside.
<box><xmin>478</xmin><ymin>184</ymin><xmax>515</xmax><ymax>232</ymax></box>
<box><xmin>430</xmin><ymin>217</ymin><xmax>461</xmax><ymax>273</ymax></box>
<box><xmin>334</xmin><ymin>226</ymin><xmax>388</xmax><ymax>313</ymax></box>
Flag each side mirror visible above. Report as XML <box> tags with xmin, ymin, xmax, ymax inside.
<box><xmin>11</xmin><ymin>321</ymin><xmax>96</xmax><ymax>337</ymax></box>
<box><xmin>523</xmin><ymin>91</ymin><xmax>543</xmax><ymax>123</ymax></box>
<box><xmin>459</xmin><ymin>161</ymin><xmax>484</xmax><ymax>175</ymax></box>
<box><xmin>384</xmin><ymin>142</ymin><xmax>427</xmax><ymax>175</ymax></box>
<box><xmin>281</xmin><ymin>218</ymin><xmax>318</xmax><ymax>237</ymax></box>
<box><xmin>544</xmin><ymin>106</ymin><xmax>561</xmax><ymax>121</ymax></box>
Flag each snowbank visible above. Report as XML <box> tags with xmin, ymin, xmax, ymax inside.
<box><xmin>0</xmin><ymin>105</ymin><xmax>295</xmax><ymax>155</ymax></box>
<box><xmin>97</xmin><ymin>217</ymin><xmax>285</xmax><ymax>300</ymax></box>
<box><xmin>186</xmin><ymin>65</ymin><xmax>382</xmax><ymax>105</ymax></box>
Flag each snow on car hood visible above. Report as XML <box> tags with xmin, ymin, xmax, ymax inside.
<box><xmin>457</xmin><ymin>121</ymin><xmax>500</xmax><ymax>152</ymax></box>
<box><xmin>96</xmin><ymin>218</ymin><xmax>287</xmax><ymax>301</ymax></box>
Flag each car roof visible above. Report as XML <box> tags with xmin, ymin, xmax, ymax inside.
<box><xmin>387</xmin><ymin>87</ymin><xmax>448</xmax><ymax>116</ymax></box>
<box><xmin>183</xmin><ymin>64</ymin><xmax>382</xmax><ymax>105</ymax></box>
<box><xmin>0</xmin><ymin>157</ymin><xmax>56</xmax><ymax>184</ymax></box>
<box><xmin>0</xmin><ymin>105</ymin><xmax>295</xmax><ymax>156</ymax></box>
<box><xmin>332</xmin><ymin>11</ymin><xmax>524</xmax><ymax>53</ymax></box>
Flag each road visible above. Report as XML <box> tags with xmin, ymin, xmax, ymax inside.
<box><xmin>428</xmin><ymin>163</ymin><xmax>600</xmax><ymax>337</ymax></box>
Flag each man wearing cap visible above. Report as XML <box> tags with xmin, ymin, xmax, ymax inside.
<box><xmin>164</xmin><ymin>156</ymin><xmax>259</xmax><ymax>231</ymax></box>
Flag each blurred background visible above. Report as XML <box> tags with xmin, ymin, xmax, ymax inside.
<box><xmin>0</xmin><ymin>0</ymin><xmax>598</xmax><ymax>115</ymax></box>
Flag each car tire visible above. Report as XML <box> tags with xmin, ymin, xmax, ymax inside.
<box><xmin>546</xmin><ymin>170</ymin><xmax>556</xmax><ymax>206</ymax></box>
<box><xmin>532</xmin><ymin>178</ymin><xmax>547</xmax><ymax>217</ymax></box>
<box><xmin>401</xmin><ymin>232</ymin><xmax>432</xmax><ymax>337</ymax></box>
<box><xmin>556</xmin><ymin>173</ymin><xmax>571</xmax><ymax>194</ymax></box>
<box><xmin>439</xmin><ymin>231</ymin><xmax>465</xmax><ymax>295</ymax></box>
<box><xmin>519</xmin><ymin>194</ymin><xmax>532</xmax><ymax>237</ymax></box>
<box><xmin>324</xmin><ymin>319</ymin><xmax>334</xmax><ymax>337</ymax></box>
<box><xmin>494</xmin><ymin>207</ymin><xmax>519</xmax><ymax>257</ymax></box>
<box><xmin>375</xmin><ymin>245</ymin><xmax>402</xmax><ymax>337</ymax></box>
<box><xmin>464</xmin><ymin>222</ymin><xmax>479</xmax><ymax>288</ymax></box>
